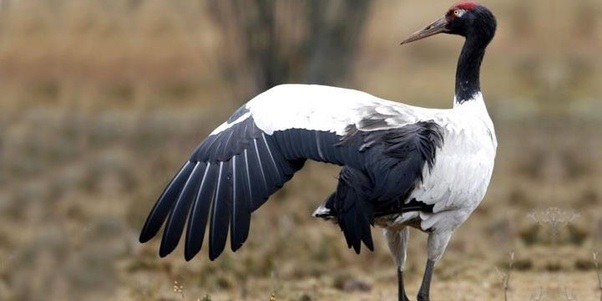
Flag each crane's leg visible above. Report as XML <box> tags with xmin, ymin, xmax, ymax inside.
<box><xmin>417</xmin><ymin>230</ymin><xmax>452</xmax><ymax>301</ymax></box>
<box><xmin>417</xmin><ymin>259</ymin><xmax>435</xmax><ymax>301</ymax></box>
<box><xmin>384</xmin><ymin>227</ymin><xmax>411</xmax><ymax>301</ymax></box>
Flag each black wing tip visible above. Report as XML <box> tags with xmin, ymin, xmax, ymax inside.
<box><xmin>209</xmin><ymin>251</ymin><xmax>221</xmax><ymax>261</ymax></box>
<box><xmin>184</xmin><ymin>237</ymin><xmax>203</xmax><ymax>261</ymax></box>
<box><xmin>138</xmin><ymin>161</ymin><xmax>196</xmax><ymax>245</ymax></box>
<box><xmin>159</xmin><ymin>230</ymin><xmax>180</xmax><ymax>257</ymax></box>
<box><xmin>139</xmin><ymin>217</ymin><xmax>167</xmax><ymax>243</ymax></box>
<box><xmin>230</xmin><ymin>225</ymin><xmax>247</xmax><ymax>252</ymax></box>
<box><xmin>231</xmin><ymin>242</ymin><xmax>243</xmax><ymax>252</ymax></box>
<box><xmin>363</xmin><ymin>236</ymin><xmax>374</xmax><ymax>252</ymax></box>
<box><xmin>209</xmin><ymin>234</ymin><xmax>227</xmax><ymax>260</ymax></box>
<box><xmin>159</xmin><ymin>247</ymin><xmax>171</xmax><ymax>258</ymax></box>
<box><xmin>139</xmin><ymin>230</ymin><xmax>154</xmax><ymax>243</ymax></box>
<box><xmin>142</xmin><ymin>115</ymin><xmax>310</xmax><ymax>261</ymax></box>
<box><xmin>159</xmin><ymin>241</ymin><xmax>176</xmax><ymax>258</ymax></box>
<box><xmin>184</xmin><ymin>251</ymin><xmax>196</xmax><ymax>261</ymax></box>
<box><xmin>229</xmin><ymin>226</ymin><xmax>249</xmax><ymax>253</ymax></box>
<box><xmin>351</xmin><ymin>243</ymin><xmax>361</xmax><ymax>254</ymax></box>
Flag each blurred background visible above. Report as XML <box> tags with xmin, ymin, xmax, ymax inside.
<box><xmin>0</xmin><ymin>0</ymin><xmax>601</xmax><ymax>300</ymax></box>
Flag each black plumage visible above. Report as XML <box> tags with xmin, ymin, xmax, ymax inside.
<box><xmin>139</xmin><ymin>114</ymin><xmax>444</xmax><ymax>258</ymax></box>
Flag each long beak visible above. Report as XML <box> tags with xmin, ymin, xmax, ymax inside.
<box><xmin>401</xmin><ymin>16</ymin><xmax>449</xmax><ymax>45</ymax></box>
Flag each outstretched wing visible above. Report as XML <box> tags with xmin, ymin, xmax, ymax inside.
<box><xmin>139</xmin><ymin>84</ymin><xmax>438</xmax><ymax>260</ymax></box>
<box><xmin>139</xmin><ymin>109</ymin><xmax>308</xmax><ymax>260</ymax></box>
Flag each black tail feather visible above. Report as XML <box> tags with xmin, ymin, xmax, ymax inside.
<box><xmin>334</xmin><ymin>167</ymin><xmax>375</xmax><ymax>253</ymax></box>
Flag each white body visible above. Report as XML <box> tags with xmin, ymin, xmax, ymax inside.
<box><xmin>213</xmin><ymin>84</ymin><xmax>497</xmax><ymax>262</ymax></box>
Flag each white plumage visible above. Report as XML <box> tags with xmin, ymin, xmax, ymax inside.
<box><xmin>377</xmin><ymin>91</ymin><xmax>496</xmax><ymax>264</ymax></box>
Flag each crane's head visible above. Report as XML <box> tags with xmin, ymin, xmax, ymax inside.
<box><xmin>401</xmin><ymin>1</ymin><xmax>496</xmax><ymax>45</ymax></box>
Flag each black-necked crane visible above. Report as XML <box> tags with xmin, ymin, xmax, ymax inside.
<box><xmin>139</xmin><ymin>2</ymin><xmax>497</xmax><ymax>300</ymax></box>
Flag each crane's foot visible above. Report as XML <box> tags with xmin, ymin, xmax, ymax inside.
<box><xmin>400</xmin><ymin>291</ymin><xmax>411</xmax><ymax>301</ymax></box>
<box><xmin>416</xmin><ymin>259</ymin><xmax>435</xmax><ymax>301</ymax></box>
<box><xmin>398</xmin><ymin>270</ymin><xmax>411</xmax><ymax>301</ymax></box>
<box><xmin>416</xmin><ymin>294</ymin><xmax>429</xmax><ymax>301</ymax></box>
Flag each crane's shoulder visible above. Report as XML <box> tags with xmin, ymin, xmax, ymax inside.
<box><xmin>245</xmin><ymin>84</ymin><xmax>437</xmax><ymax>135</ymax></box>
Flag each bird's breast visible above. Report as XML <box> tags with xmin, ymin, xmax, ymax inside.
<box><xmin>383</xmin><ymin>115</ymin><xmax>496</xmax><ymax>232</ymax></box>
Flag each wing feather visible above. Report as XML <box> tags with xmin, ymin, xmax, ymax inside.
<box><xmin>160</xmin><ymin>162</ymin><xmax>206</xmax><ymax>257</ymax></box>
<box><xmin>230</xmin><ymin>155</ymin><xmax>252</xmax><ymax>251</ymax></box>
<box><xmin>140</xmin><ymin>84</ymin><xmax>446</xmax><ymax>260</ymax></box>
<box><xmin>139</xmin><ymin>161</ymin><xmax>195</xmax><ymax>243</ymax></box>
<box><xmin>184</xmin><ymin>162</ymin><xmax>218</xmax><ymax>260</ymax></box>
<box><xmin>209</xmin><ymin>161</ymin><xmax>232</xmax><ymax>260</ymax></box>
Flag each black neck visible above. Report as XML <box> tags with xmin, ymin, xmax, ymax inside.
<box><xmin>455</xmin><ymin>36</ymin><xmax>487</xmax><ymax>104</ymax></box>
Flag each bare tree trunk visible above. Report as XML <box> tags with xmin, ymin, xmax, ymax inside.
<box><xmin>207</xmin><ymin>0</ymin><xmax>372</xmax><ymax>100</ymax></box>
<box><xmin>305</xmin><ymin>0</ymin><xmax>371</xmax><ymax>84</ymax></box>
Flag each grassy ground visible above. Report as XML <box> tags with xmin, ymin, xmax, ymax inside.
<box><xmin>1</xmin><ymin>0</ymin><xmax>602</xmax><ymax>300</ymax></box>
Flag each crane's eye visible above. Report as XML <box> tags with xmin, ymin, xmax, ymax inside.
<box><xmin>453</xmin><ymin>9</ymin><xmax>466</xmax><ymax>17</ymax></box>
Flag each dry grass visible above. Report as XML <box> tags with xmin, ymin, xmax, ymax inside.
<box><xmin>1</xmin><ymin>0</ymin><xmax>601</xmax><ymax>300</ymax></box>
